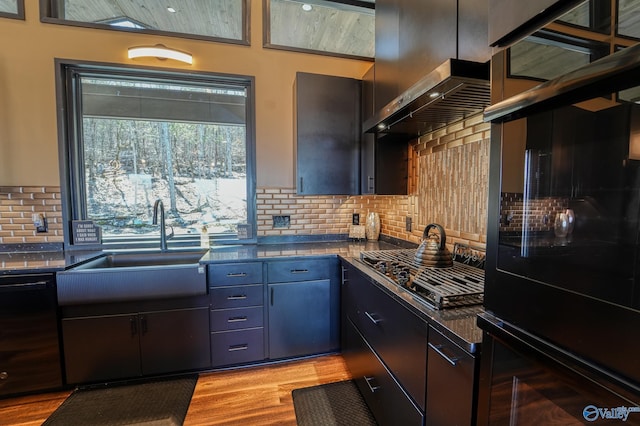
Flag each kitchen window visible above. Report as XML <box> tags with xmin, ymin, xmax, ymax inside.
<box><xmin>41</xmin><ymin>0</ymin><xmax>248</xmax><ymax>44</ymax></box>
<box><xmin>0</xmin><ymin>0</ymin><xmax>24</xmax><ymax>19</ymax></box>
<box><xmin>264</xmin><ymin>0</ymin><xmax>375</xmax><ymax>59</ymax></box>
<box><xmin>56</xmin><ymin>62</ymin><xmax>256</xmax><ymax>248</ymax></box>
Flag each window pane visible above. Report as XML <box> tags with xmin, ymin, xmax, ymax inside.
<box><xmin>79</xmin><ymin>76</ymin><xmax>249</xmax><ymax>240</ymax></box>
<box><xmin>618</xmin><ymin>0</ymin><xmax>640</xmax><ymax>39</ymax></box>
<box><xmin>267</xmin><ymin>0</ymin><xmax>374</xmax><ymax>58</ymax></box>
<box><xmin>557</xmin><ymin>0</ymin><xmax>611</xmax><ymax>33</ymax></box>
<box><xmin>52</xmin><ymin>0</ymin><xmax>245</xmax><ymax>41</ymax></box>
<box><xmin>509</xmin><ymin>38</ymin><xmax>593</xmax><ymax>81</ymax></box>
<box><xmin>0</xmin><ymin>0</ymin><xmax>19</xmax><ymax>15</ymax></box>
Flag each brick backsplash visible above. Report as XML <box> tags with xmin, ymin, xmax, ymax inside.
<box><xmin>0</xmin><ymin>186</ymin><xmax>64</xmax><ymax>244</ymax></box>
<box><xmin>258</xmin><ymin>113</ymin><xmax>491</xmax><ymax>251</ymax></box>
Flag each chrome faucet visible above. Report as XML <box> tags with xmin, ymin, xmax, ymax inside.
<box><xmin>152</xmin><ymin>199</ymin><xmax>174</xmax><ymax>251</ymax></box>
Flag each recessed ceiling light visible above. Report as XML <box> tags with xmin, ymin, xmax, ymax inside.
<box><xmin>302</xmin><ymin>4</ymin><xmax>313</xmax><ymax>11</ymax></box>
<box><xmin>167</xmin><ymin>7</ymin><xmax>176</xmax><ymax>13</ymax></box>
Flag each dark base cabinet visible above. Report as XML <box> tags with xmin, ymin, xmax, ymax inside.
<box><xmin>0</xmin><ymin>274</ymin><xmax>62</xmax><ymax>397</ymax></box>
<box><xmin>344</xmin><ymin>319</ymin><xmax>424</xmax><ymax>426</ymax></box>
<box><xmin>209</xmin><ymin>262</ymin><xmax>265</xmax><ymax>367</ymax></box>
<box><xmin>426</xmin><ymin>326</ymin><xmax>477</xmax><ymax>426</ymax></box>
<box><xmin>62</xmin><ymin>305</ymin><xmax>210</xmax><ymax>384</ymax></box>
<box><xmin>267</xmin><ymin>259</ymin><xmax>340</xmax><ymax>360</ymax></box>
<box><xmin>341</xmin><ymin>261</ymin><xmax>426</xmax><ymax>426</ymax></box>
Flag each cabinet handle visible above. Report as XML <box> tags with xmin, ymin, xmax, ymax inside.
<box><xmin>226</xmin><ymin>272</ymin><xmax>248</xmax><ymax>277</ymax></box>
<box><xmin>300</xmin><ymin>177</ymin><xmax>304</xmax><ymax>193</ymax></box>
<box><xmin>227</xmin><ymin>316</ymin><xmax>248</xmax><ymax>323</ymax></box>
<box><xmin>428</xmin><ymin>342</ymin><xmax>458</xmax><ymax>366</ymax></box>
<box><xmin>364</xmin><ymin>376</ymin><xmax>380</xmax><ymax>393</ymax></box>
<box><xmin>140</xmin><ymin>315</ymin><xmax>148</xmax><ymax>335</ymax></box>
<box><xmin>227</xmin><ymin>295</ymin><xmax>247</xmax><ymax>300</ymax></box>
<box><xmin>228</xmin><ymin>344</ymin><xmax>249</xmax><ymax>352</ymax></box>
<box><xmin>130</xmin><ymin>317</ymin><xmax>138</xmax><ymax>337</ymax></box>
<box><xmin>365</xmin><ymin>311</ymin><xmax>381</xmax><ymax>325</ymax></box>
<box><xmin>368</xmin><ymin>176</ymin><xmax>374</xmax><ymax>192</ymax></box>
<box><xmin>270</xmin><ymin>287</ymin><xmax>274</xmax><ymax>306</ymax></box>
<box><xmin>341</xmin><ymin>266</ymin><xmax>348</xmax><ymax>284</ymax></box>
<box><xmin>290</xmin><ymin>269</ymin><xmax>309</xmax><ymax>274</ymax></box>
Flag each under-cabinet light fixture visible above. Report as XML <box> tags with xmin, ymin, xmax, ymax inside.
<box><xmin>127</xmin><ymin>44</ymin><xmax>193</xmax><ymax>65</ymax></box>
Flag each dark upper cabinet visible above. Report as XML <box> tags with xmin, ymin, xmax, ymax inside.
<box><xmin>374</xmin><ymin>0</ymin><xmax>491</xmax><ymax>111</ymax></box>
<box><xmin>488</xmin><ymin>0</ymin><xmax>583</xmax><ymax>47</ymax></box>
<box><xmin>361</xmin><ymin>65</ymin><xmax>408</xmax><ymax>195</ymax></box>
<box><xmin>295</xmin><ymin>72</ymin><xmax>361</xmax><ymax>195</ymax></box>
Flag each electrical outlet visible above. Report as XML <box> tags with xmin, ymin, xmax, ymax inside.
<box><xmin>352</xmin><ymin>213</ymin><xmax>360</xmax><ymax>225</ymax></box>
<box><xmin>32</xmin><ymin>213</ymin><xmax>48</xmax><ymax>233</ymax></box>
<box><xmin>273</xmin><ymin>215</ymin><xmax>290</xmax><ymax>228</ymax></box>
<box><xmin>405</xmin><ymin>216</ymin><xmax>412</xmax><ymax>232</ymax></box>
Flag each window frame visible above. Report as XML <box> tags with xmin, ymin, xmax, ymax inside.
<box><xmin>263</xmin><ymin>0</ymin><xmax>375</xmax><ymax>61</ymax></box>
<box><xmin>40</xmin><ymin>0</ymin><xmax>251</xmax><ymax>46</ymax></box>
<box><xmin>0</xmin><ymin>0</ymin><xmax>24</xmax><ymax>20</ymax></box>
<box><xmin>55</xmin><ymin>59</ymin><xmax>257</xmax><ymax>250</ymax></box>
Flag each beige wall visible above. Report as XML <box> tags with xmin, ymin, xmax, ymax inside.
<box><xmin>0</xmin><ymin>0</ymin><xmax>371</xmax><ymax>187</ymax></box>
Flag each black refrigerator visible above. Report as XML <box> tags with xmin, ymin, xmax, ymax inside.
<box><xmin>478</xmin><ymin>43</ymin><xmax>640</xmax><ymax>424</ymax></box>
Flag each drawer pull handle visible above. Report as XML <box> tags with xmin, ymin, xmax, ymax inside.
<box><xmin>227</xmin><ymin>295</ymin><xmax>247</xmax><ymax>300</ymax></box>
<box><xmin>227</xmin><ymin>272</ymin><xmax>248</xmax><ymax>277</ymax></box>
<box><xmin>428</xmin><ymin>342</ymin><xmax>458</xmax><ymax>366</ymax></box>
<box><xmin>364</xmin><ymin>376</ymin><xmax>380</xmax><ymax>393</ymax></box>
<box><xmin>227</xmin><ymin>316</ymin><xmax>248</xmax><ymax>323</ymax></box>
<box><xmin>365</xmin><ymin>311</ymin><xmax>381</xmax><ymax>325</ymax></box>
<box><xmin>290</xmin><ymin>269</ymin><xmax>309</xmax><ymax>274</ymax></box>
<box><xmin>228</xmin><ymin>344</ymin><xmax>249</xmax><ymax>352</ymax></box>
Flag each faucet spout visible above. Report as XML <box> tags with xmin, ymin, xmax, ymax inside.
<box><xmin>152</xmin><ymin>199</ymin><xmax>173</xmax><ymax>251</ymax></box>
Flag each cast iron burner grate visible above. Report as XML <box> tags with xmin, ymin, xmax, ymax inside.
<box><xmin>359</xmin><ymin>247</ymin><xmax>485</xmax><ymax>310</ymax></box>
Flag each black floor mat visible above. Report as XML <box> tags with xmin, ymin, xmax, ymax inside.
<box><xmin>42</xmin><ymin>375</ymin><xmax>198</xmax><ymax>426</ymax></box>
<box><xmin>292</xmin><ymin>380</ymin><xmax>377</xmax><ymax>426</ymax></box>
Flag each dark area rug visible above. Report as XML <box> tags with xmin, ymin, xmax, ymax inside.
<box><xmin>42</xmin><ymin>375</ymin><xmax>198</xmax><ymax>426</ymax></box>
<box><xmin>292</xmin><ymin>380</ymin><xmax>377</xmax><ymax>426</ymax></box>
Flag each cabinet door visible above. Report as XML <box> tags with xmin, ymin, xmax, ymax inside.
<box><xmin>62</xmin><ymin>314</ymin><xmax>141</xmax><ymax>384</ymax></box>
<box><xmin>268</xmin><ymin>279</ymin><xmax>332</xmax><ymax>359</ymax></box>
<box><xmin>426</xmin><ymin>327</ymin><xmax>476</xmax><ymax>426</ymax></box>
<box><xmin>349</xmin><ymin>266</ymin><xmax>427</xmax><ymax>410</ymax></box>
<box><xmin>344</xmin><ymin>318</ymin><xmax>424</xmax><ymax>426</ymax></box>
<box><xmin>140</xmin><ymin>307</ymin><xmax>211</xmax><ymax>375</ymax></box>
<box><xmin>295</xmin><ymin>72</ymin><xmax>361</xmax><ymax>195</ymax></box>
<box><xmin>0</xmin><ymin>278</ymin><xmax>62</xmax><ymax>396</ymax></box>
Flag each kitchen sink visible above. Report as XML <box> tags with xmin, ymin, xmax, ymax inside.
<box><xmin>72</xmin><ymin>250</ymin><xmax>207</xmax><ymax>269</ymax></box>
<box><xmin>57</xmin><ymin>249</ymin><xmax>208</xmax><ymax>306</ymax></box>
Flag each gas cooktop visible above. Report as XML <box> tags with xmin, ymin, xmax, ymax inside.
<box><xmin>359</xmin><ymin>244</ymin><xmax>485</xmax><ymax>310</ymax></box>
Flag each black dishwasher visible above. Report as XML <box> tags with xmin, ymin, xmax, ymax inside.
<box><xmin>0</xmin><ymin>273</ymin><xmax>63</xmax><ymax>397</ymax></box>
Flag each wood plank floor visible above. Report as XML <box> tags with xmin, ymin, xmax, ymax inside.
<box><xmin>0</xmin><ymin>354</ymin><xmax>351</xmax><ymax>426</ymax></box>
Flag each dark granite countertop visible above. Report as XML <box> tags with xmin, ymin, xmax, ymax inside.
<box><xmin>0</xmin><ymin>238</ymin><xmax>482</xmax><ymax>352</ymax></box>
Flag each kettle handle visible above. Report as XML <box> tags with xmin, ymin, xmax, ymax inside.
<box><xmin>422</xmin><ymin>223</ymin><xmax>447</xmax><ymax>250</ymax></box>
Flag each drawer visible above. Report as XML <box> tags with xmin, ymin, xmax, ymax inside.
<box><xmin>211</xmin><ymin>328</ymin><xmax>264</xmax><ymax>367</ymax></box>
<box><xmin>210</xmin><ymin>306</ymin><xmax>263</xmax><ymax>331</ymax></box>
<box><xmin>210</xmin><ymin>285</ymin><xmax>263</xmax><ymax>309</ymax></box>
<box><xmin>267</xmin><ymin>259</ymin><xmax>333</xmax><ymax>283</ymax></box>
<box><xmin>345</xmin><ymin>319</ymin><xmax>424</xmax><ymax>426</ymax></box>
<box><xmin>208</xmin><ymin>262</ymin><xmax>263</xmax><ymax>286</ymax></box>
<box><xmin>349</xmin><ymin>267</ymin><xmax>427</xmax><ymax>410</ymax></box>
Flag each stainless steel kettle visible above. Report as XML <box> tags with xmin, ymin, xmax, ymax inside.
<box><xmin>414</xmin><ymin>223</ymin><xmax>453</xmax><ymax>267</ymax></box>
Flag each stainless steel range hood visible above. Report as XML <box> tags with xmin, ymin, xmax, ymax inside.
<box><xmin>364</xmin><ymin>59</ymin><xmax>490</xmax><ymax>139</ymax></box>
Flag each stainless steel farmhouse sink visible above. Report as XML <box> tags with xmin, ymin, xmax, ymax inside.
<box><xmin>56</xmin><ymin>250</ymin><xmax>208</xmax><ymax>306</ymax></box>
